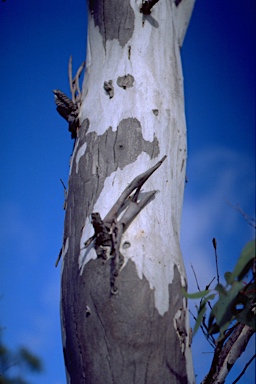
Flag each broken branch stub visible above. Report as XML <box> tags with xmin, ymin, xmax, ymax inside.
<box><xmin>84</xmin><ymin>155</ymin><xmax>167</xmax><ymax>293</ymax></box>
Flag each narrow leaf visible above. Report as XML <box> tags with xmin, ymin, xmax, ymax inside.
<box><xmin>231</xmin><ymin>240</ymin><xmax>255</xmax><ymax>281</ymax></box>
<box><xmin>183</xmin><ymin>289</ymin><xmax>210</xmax><ymax>299</ymax></box>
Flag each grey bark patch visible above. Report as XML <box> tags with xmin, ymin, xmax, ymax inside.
<box><xmin>63</xmin><ymin>259</ymin><xmax>189</xmax><ymax>383</ymax></box>
<box><xmin>89</xmin><ymin>0</ymin><xmax>135</xmax><ymax>48</ymax></box>
<box><xmin>62</xmin><ymin>116</ymin><xmax>159</xmax><ymax>282</ymax></box>
<box><xmin>61</xmin><ymin>117</ymin><xmax>161</xmax><ymax>383</ymax></box>
<box><xmin>114</xmin><ymin>118</ymin><xmax>159</xmax><ymax>169</ymax></box>
<box><xmin>117</xmin><ymin>74</ymin><xmax>134</xmax><ymax>89</ymax></box>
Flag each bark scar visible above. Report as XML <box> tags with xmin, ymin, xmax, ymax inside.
<box><xmin>104</xmin><ymin>80</ymin><xmax>114</xmax><ymax>98</ymax></box>
<box><xmin>84</xmin><ymin>155</ymin><xmax>167</xmax><ymax>293</ymax></box>
<box><xmin>174</xmin><ymin>307</ymin><xmax>187</xmax><ymax>355</ymax></box>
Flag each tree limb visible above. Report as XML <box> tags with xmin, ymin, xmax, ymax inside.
<box><xmin>202</xmin><ymin>323</ymin><xmax>254</xmax><ymax>384</ymax></box>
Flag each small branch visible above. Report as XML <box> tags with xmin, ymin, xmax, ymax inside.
<box><xmin>55</xmin><ymin>248</ymin><xmax>62</xmax><ymax>268</ymax></box>
<box><xmin>191</xmin><ymin>261</ymin><xmax>215</xmax><ymax>314</ymax></box>
<box><xmin>232</xmin><ymin>353</ymin><xmax>256</xmax><ymax>384</ymax></box>
<box><xmin>73</xmin><ymin>61</ymin><xmax>85</xmax><ymax>103</ymax></box>
<box><xmin>54</xmin><ymin>56</ymin><xmax>85</xmax><ymax>139</ymax></box>
<box><xmin>60</xmin><ymin>178</ymin><xmax>67</xmax><ymax>190</ymax></box>
<box><xmin>190</xmin><ymin>262</ymin><xmax>201</xmax><ymax>291</ymax></box>
<box><xmin>83</xmin><ymin>156</ymin><xmax>167</xmax><ymax>293</ymax></box>
<box><xmin>212</xmin><ymin>237</ymin><xmax>220</xmax><ymax>285</ymax></box>
<box><xmin>60</xmin><ymin>178</ymin><xmax>67</xmax><ymax>210</ymax></box>
<box><xmin>189</xmin><ymin>308</ymin><xmax>216</xmax><ymax>349</ymax></box>
<box><xmin>104</xmin><ymin>155</ymin><xmax>166</xmax><ymax>224</ymax></box>
<box><xmin>202</xmin><ymin>323</ymin><xmax>254</xmax><ymax>384</ymax></box>
<box><xmin>68</xmin><ymin>56</ymin><xmax>74</xmax><ymax>102</ymax></box>
<box><xmin>53</xmin><ymin>89</ymin><xmax>79</xmax><ymax>139</ymax></box>
<box><xmin>205</xmin><ymin>276</ymin><xmax>215</xmax><ymax>290</ymax></box>
<box><xmin>226</xmin><ymin>201</ymin><xmax>256</xmax><ymax>229</ymax></box>
<box><xmin>69</xmin><ymin>55</ymin><xmax>85</xmax><ymax>104</ymax></box>
<box><xmin>140</xmin><ymin>0</ymin><xmax>159</xmax><ymax>15</ymax></box>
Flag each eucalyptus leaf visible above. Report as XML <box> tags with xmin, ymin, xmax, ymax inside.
<box><xmin>215</xmin><ymin>283</ymin><xmax>227</xmax><ymax>296</ymax></box>
<box><xmin>209</xmin><ymin>280</ymin><xmax>244</xmax><ymax>340</ymax></box>
<box><xmin>183</xmin><ymin>289</ymin><xmax>211</xmax><ymax>299</ymax></box>
<box><xmin>193</xmin><ymin>294</ymin><xmax>216</xmax><ymax>336</ymax></box>
<box><xmin>224</xmin><ymin>271</ymin><xmax>233</xmax><ymax>285</ymax></box>
<box><xmin>231</xmin><ymin>240</ymin><xmax>255</xmax><ymax>281</ymax></box>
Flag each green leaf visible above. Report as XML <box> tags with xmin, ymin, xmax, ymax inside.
<box><xmin>209</xmin><ymin>280</ymin><xmax>244</xmax><ymax>340</ymax></box>
<box><xmin>224</xmin><ymin>271</ymin><xmax>233</xmax><ymax>285</ymax></box>
<box><xmin>193</xmin><ymin>294</ymin><xmax>216</xmax><ymax>335</ymax></box>
<box><xmin>182</xmin><ymin>289</ymin><xmax>210</xmax><ymax>299</ymax></box>
<box><xmin>232</xmin><ymin>290</ymin><xmax>256</xmax><ymax>330</ymax></box>
<box><xmin>19</xmin><ymin>347</ymin><xmax>43</xmax><ymax>372</ymax></box>
<box><xmin>231</xmin><ymin>240</ymin><xmax>255</xmax><ymax>282</ymax></box>
<box><xmin>193</xmin><ymin>300</ymin><xmax>207</xmax><ymax>336</ymax></box>
<box><xmin>215</xmin><ymin>283</ymin><xmax>228</xmax><ymax>296</ymax></box>
<box><xmin>236</xmin><ymin>307</ymin><xmax>256</xmax><ymax>330</ymax></box>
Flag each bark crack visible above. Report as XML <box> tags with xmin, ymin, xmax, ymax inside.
<box><xmin>102</xmin><ymin>0</ymin><xmax>107</xmax><ymax>50</ymax></box>
<box><xmin>113</xmin><ymin>128</ymin><xmax>118</xmax><ymax>168</ymax></box>
<box><xmin>144</xmin><ymin>306</ymin><xmax>154</xmax><ymax>383</ymax></box>
<box><xmin>90</xmin><ymin>291</ymin><xmax>115</xmax><ymax>383</ymax></box>
<box><xmin>71</xmin><ymin>302</ymin><xmax>86</xmax><ymax>380</ymax></box>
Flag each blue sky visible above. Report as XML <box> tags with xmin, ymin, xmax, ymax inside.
<box><xmin>0</xmin><ymin>1</ymin><xmax>255</xmax><ymax>383</ymax></box>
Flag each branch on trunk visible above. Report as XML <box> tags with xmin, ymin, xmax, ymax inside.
<box><xmin>68</xmin><ymin>55</ymin><xmax>85</xmax><ymax>105</ymax></box>
<box><xmin>202</xmin><ymin>323</ymin><xmax>255</xmax><ymax>384</ymax></box>
<box><xmin>140</xmin><ymin>0</ymin><xmax>159</xmax><ymax>15</ymax></box>
<box><xmin>53</xmin><ymin>57</ymin><xmax>85</xmax><ymax>139</ymax></box>
<box><xmin>84</xmin><ymin>155</ymin><xmax>167</xmax><ymax>293</ymax></box>
<box><xmin>174</xmin><ymin>0</ymin><xmax>183</xmax><ymax>7</ymax></box>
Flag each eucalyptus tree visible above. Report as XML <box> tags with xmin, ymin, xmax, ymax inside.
<box><xmin>56</xmin><ymin>1</ymin><xmax>196</xmax><ymax>383</ymax></box>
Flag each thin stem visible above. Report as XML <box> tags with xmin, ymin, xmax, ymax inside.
<box><xmin>232</xmin><ymin>353</ymin><xmax>256</xmax><ymax>384</ymax></box>
<box><xmin>212</xmin><ymin>238</ymin><xmax>220</xmax><ymax>285</ymax></box>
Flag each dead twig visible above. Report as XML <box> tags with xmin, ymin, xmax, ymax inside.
<box><xmin>189</xmin><ymin>309</ymin><xmax>216</xmax><ymax>349</ymax></box>
<box><xmin>212</xmin><ymin>237</ymin><xmax>220</xmax><ymax>285</ymax></box>
<box><xmin>140</xmin><ymin>0</ymin><xmax>159</xmax><ymax>15</ymax></box>
<box><xmin>226</xmin><ymin>201</ymin><xmax>256</xmax><ymax>229</ymax></box>
<box><xmin>68</xmin><ymin>55</ymin><xmax>85</xmax><ymax>104</ymax></box>
<box><xmin>232</xmin><ymin>353</ymin><xmax>256</xmax><ymax>384</ymax></box>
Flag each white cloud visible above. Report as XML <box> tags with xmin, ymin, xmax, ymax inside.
<box><xmin>180</xmin><ymin>146</ymin><xmax>255</xmax><ymax>382</ymax></box>
<box><xmin>181</xmin><ymin>146</ymin><xmax>254</xmax><ymax>286</ymax></box>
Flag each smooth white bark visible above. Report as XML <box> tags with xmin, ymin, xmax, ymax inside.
<box><xmin>61</xmin><ymin>1</ymin><xmax>195</xmax><ymax>382</ymax></box>
<box><xmin>77</xmin><ymin>0</ymin><xmax>194</xmax><ymax>315</ymax></box>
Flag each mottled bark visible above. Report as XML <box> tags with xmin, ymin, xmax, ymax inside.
<box><xmin>60</xmin><ymin>1</ymin><xmax>195</xmax><ymax>383</ymax></box>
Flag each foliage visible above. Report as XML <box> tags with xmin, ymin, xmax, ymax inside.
<box><xmin>184</xmin><ymin>240</ymin><xmax>256</xmax><ymax>341</ymax></box>
<box><xmin>0</xmin><ymin>331</ymin><xmax>42</xmax><ymax>384</ymax></box>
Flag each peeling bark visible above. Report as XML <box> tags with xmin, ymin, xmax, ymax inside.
<box><xmin>60</xmin><ymin>1</ymin><xmax>195</xmax><ymax>383</ymax></box>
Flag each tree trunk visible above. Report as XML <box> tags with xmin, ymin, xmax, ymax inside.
<box><xmin>60</xmin><ymin>1</ymin><xmax>195</xmax><ymax>383</ymax></box>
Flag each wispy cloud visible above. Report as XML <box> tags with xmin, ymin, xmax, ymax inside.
<box><xmin>181</xmin><ymin>146</ymin><xmax>255</xmax><ymax>382</ymax></box>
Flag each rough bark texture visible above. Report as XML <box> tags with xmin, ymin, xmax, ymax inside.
<box><xmin>60</xmin><ymin>1</ymin><xmax>195</xmax><ymax>383</ymax></box>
